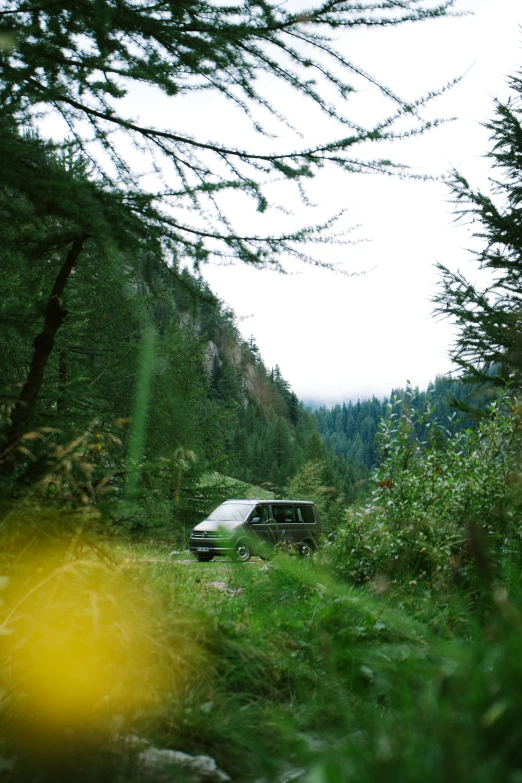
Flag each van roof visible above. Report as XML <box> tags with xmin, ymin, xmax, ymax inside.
<box><xmin>222</xmin><ymin>498</ymin><xmax>314</xmax><ymax>505</ymax></box>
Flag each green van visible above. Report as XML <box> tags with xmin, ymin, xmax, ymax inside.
<box><xmin>189</xmin><ymin>499</ymin><xmax>322</xmax><ymax>562</ymax></box>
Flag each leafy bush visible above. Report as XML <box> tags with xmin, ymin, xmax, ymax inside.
<box><xmin>331</xmin><ymin>387</ymin><xmax>522</xmax><ymax>587</ymax></box>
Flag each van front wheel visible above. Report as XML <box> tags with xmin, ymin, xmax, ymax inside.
<box><xmin>298</xmin><ymin>541</ymin><xmax>314</xmax><ymax>559</ymax></box>
<box><xmin>196</xmin><ymin>553</ymin><xmax>214</xmax><ymax>562</ymax></box>
<box><xmin>235</xmin><ymin>541</ymin><xmax>253</xmax><ymax>563</ymax></box>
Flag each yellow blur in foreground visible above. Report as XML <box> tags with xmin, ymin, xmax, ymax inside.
<box><xmin>0</xmin><ymin>543</ymin><xmax>191</xmax><ymax>741</ymax></box>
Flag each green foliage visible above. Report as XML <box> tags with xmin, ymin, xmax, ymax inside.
<box><xmin>302</xmin><ymin>587</ymin><xmax>522</xmax><ymax>783</ymax></box>
<box><xmin>314</xmin><ymin>376</ymin><xmax>492</xmax><ymax>472</ymax></box>
<box><xmin>10</xmin><ymin>4</ymin><xmax>522</xmax><ymax>782</ymax></box>
<box><xmin>435</xmin><ymin>58</ymin><xmax>522</xmax><ymax>388</ymax></box>
<box><xmin>331</xmin><ymin>386</ymin><xmax>522</xmax><ymax>587</ymax></box>
<box><xmin>286</xmin><ymin>458</ymin><xmax>348</xmax><ymax>533</ymax></box>
<box><xmin>6</xmin><ymin>528</ymin><xmax>522</xmax><ymax>783</ymax></box>
<box><xmin>124</xmin><ymin>552</ymin><xmax>441</xmax><ymax>780</ymax></box>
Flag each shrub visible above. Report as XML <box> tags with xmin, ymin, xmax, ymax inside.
<box><xmin>331</xmin><ymin>389</ymin><xmax>522</xmax><ymax>588</ymax></box>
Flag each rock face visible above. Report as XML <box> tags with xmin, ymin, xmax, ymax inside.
<box><xmin>178</xmin><ymin>307</ymin><xmax>268</xmax><ymax>409</ymax></box>
<box><xmin>203</xmin><ymin>339</ymin><xmax>220</xmax><ymax>374</ymax></box>
<box><xmin>139</xmin><ymin>747</ymin><xmax>231</xmax><ymax>782</ymax></box>
<box><xmin>244</xmin><ymin>363</ymin><xmax>258</xmax><ymax>395</ymax></box>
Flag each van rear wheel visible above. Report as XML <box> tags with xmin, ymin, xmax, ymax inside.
<box><xmin>234</xmin><ymin>541</ymin><xmax>252</xmax><ymax>563</ymax></box>
<box><xmin>298</xmin><ymin>541</ymin><xmax>314</xmax><ymax>559</ymax></box>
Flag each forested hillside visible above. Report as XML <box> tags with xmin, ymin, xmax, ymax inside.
<box><xmin>2</xmin><ymin>220</ymin><xmax>366</xmax><ymax>532</ymax></box>
<box><xmin>314</xmin><ymin>375</ymin><xmax>494</xmax><ymax>469</ymax></box>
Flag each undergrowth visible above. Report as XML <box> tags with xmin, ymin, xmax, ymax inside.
<box><xmin>1</xmin><ymin>526</ymin><xmax>522</xmax><ymax>782</ymax></box>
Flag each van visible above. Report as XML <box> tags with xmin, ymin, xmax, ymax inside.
<box><xmin>189</xmin><ymin>499</ymin><xmax>322</xmax><ymax>562</ymax></box>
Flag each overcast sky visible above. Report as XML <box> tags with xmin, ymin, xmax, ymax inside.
<box><xmin>196</xmin><ymin>0</ymin><xmax>522</xmax><ymax>404</ymax></box>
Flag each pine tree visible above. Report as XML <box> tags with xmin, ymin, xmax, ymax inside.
<box><xmin>434</xmin><ymin>57</ymin><xmax>522</xmax><ymax>387</ymax></box>
<box><xmin>267</xmin><ymin>415</ymin><xmax>295</xmax><ymax>489</ymax></box>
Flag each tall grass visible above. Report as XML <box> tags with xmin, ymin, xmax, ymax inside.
<box><xmin>2</xmin><ymin>524</ymin><xmax>522</xmax><ymax>782</ymax></box>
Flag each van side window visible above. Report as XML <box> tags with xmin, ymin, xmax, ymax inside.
<box><xmin>250</xmin><ymin>505</ymin><xmax>270</xmax><ymax>523</ymax></box>
<box><xmin>272</xmin><ymin>505</ymin><xmax>295</xmax><ymax>524</ymax></box>
<box><xmin>296</xmin><ymin>505</ymin><xmax>315</xmax><ymax>524</ymax></box>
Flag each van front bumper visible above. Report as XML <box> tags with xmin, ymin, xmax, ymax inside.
<box><xmin>189</xmin><ymin>536</ymin><xmax>234</xmax><ymax>557</ymax></box>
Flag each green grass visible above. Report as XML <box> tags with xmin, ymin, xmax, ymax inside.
<box><xmin>118</xmin><ymin>546</ymin><xmax>446</xmax><ymax>778</ymax></box>
<box><xmin>199</xmin><ymin>471</ymin><xmax>275</xmax><ymax>500</ymax></box>
<box><xmin>123</xmin><ymin>543</ymin><xmax>522</xmax><ymax>782</ymax></box>
<box><xmin>4</xmin><ymin>532</ymin><xmax>522</xmax><ymax>782</ymax></box>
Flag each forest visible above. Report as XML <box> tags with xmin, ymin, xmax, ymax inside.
<box><xmin>2</xmin><ymin>1</ymin><xmax>522</xmax><ymax>782</ymax></box>
<box><xmin>313</xmin><ymin>376</ymin><xmax>488</xmax><ymax>469</ymax></box>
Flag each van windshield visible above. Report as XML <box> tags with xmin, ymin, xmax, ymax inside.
<box><xmin>207</xmin><ymin>503</ymin><xmax>254</xmax><ymax>522</ymax></box>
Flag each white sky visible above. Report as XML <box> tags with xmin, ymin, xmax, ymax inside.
<box><xmin>195</xmin><ymin>0</ymin><xmax>522</xmax><ymax>403</ymax></box>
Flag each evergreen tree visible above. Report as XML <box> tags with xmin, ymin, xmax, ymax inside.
<box><xmin>0</xmin><ymin>133</ymin><xmax>154</xmax><ymax>452</ymax></box>
<box><xmin>269</xmin><ymin>416</ymin><xmax>294</xmax><ymax>473</ymax></box>
<box><xmin>435</xmin><ymin>57</ymin><xmax>522</xmax><ymax>387</ymax></box>
<box><xmin>210</xmin><ymin>356</ymin><xmax>243</xmax><ymax>405</ymax></box>
<box><xmin>305</xmin><ymin>431</ymin><xmax>328</xmax><ymax>463</ymax></box>
<box><xmin>314</xmin><ymin>378</ymin><xmax>484</xmax><ymax>474</ymax></box>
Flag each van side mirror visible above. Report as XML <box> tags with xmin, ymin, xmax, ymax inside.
<box><xmin>250</xmin><ymin>516</ymin><xmax>261</xmax><ymax>524</ymax></box>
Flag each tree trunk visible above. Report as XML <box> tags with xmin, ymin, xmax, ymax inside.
<box><xmin>2</xmin><ymin>234</ymin><xmax>88</xmax><ymax>454</ymax></box>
